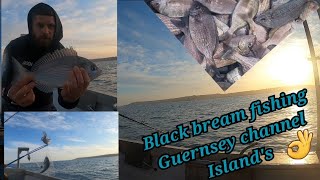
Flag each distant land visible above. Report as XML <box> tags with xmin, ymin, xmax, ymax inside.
<box><xmin>91</xmin><ymin>57</ymin><xmax>117</xmax><ymax>62</ymax></box>
<box><xmin>126</xmin><ymin>85</ymin><xmax>314</xmax><ymax>106</ymax></box>
<box><xmin>74</xmin><ymin>153</ymin><xmax>118</xmax><ymax>160</ymax></box>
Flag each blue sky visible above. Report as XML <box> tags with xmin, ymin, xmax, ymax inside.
<box><xmin>118</xmin><ymin>1</ymin><xmax>320</xmax><ymax>105</ymax></box>
<box><xmin>1</xmin><ymin>0</ymin><xmax>116</xmax><ymax>59</ymax></box>
<box><xmin>118</xmin><ymin>0</ymin><xmax>220</xmax><ymax>105</ymax></box>
<box><xmin>4</xmin><ymin>112</ymin><xmax>118</xmax><ymax>163</ymax></box>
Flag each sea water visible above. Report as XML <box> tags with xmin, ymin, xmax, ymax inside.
<box><xmin>53</xmin><ymin>59</ymin><xmax>117</xmax><ymax>110</ymax></box>
<box><xmin>89</xmin><ymin>60</ymin><xmax>117</xmax><ymax>97</ymax></box>
<box><xmin>19</xmin><ymin>156</ymin><xmax>118</xmax><ymax>180</ymax></box>
<box><xmin>119</xmin><ymin>88</ymin><xmax>317</xmax><ymax>153</ymax></box>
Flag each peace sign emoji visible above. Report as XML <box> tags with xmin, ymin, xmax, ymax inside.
<box><xmin>287</xmin><ymin>129</ymin><xmax>313</xmax><ymax>159</ymax></box>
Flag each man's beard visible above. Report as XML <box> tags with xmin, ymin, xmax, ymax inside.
<box><xmin>32</xmin><ymin>34</ymin><xmax>53</xmax><ymax>48</ymax></box>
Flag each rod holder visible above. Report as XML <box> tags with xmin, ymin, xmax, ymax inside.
<box><xmin>17</xmin><ymin>147</ymin><xmax>29</xmax><ymax>168</ymax></box>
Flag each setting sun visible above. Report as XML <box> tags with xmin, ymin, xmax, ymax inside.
<box><xmin>266</xmin><ymin>43</ymin><xmax>313</xmax><ymax>86</ymax></box>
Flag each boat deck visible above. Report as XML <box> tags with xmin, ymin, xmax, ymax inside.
<box><xmin>5</xmin><ymin>168</ymin><xmax>61</xmax><ymax>180</ymax></box>
<box><xmin>120</xmin><ymin>139</ymin><xmax>320</xmax><ymax>180</ymax></box>
<box><xmin>53</xmin><ymin>90</ymin><xmax>116</xmax><ymax>111</ymax></box>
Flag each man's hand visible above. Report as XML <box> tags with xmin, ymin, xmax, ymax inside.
<box><xmin>7</xmin><ymin>75</ymin><xmax>36</xmax><ymax>107</ymax></box>
<box><xmin>287</xmin><ymin>129</ymin><xmax>313</xmax><ymax>159</ymax></box>
<box><xmin>61</xmin><ymin>66</ymin><xmax>90</xmax><ymax>103</ymax></box>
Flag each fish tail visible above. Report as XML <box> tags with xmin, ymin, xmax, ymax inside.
<box><xmin>12</xmin><ymin>57</ymin><xmax>29</xmax><ymax>82</ymax></box>
<box><xmin>204</xmin><ymin>56</ymin><xmax>224</xmax><ymax>81</ymax></box>
<box><xmin>219</xmin><ymin>31</ymin><xmax>231</xmax><ymax>41</ymax></box>
<box><xmin>170</xmin><ymin>17</ymin><xmax>188</xmax><ymax>34</ymax></box>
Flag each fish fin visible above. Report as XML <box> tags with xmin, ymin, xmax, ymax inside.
<box><xmin>36</xmin><ymin>82</ymin><xmax>54</xmax><ymax>93</ymax></box>
<box><xmin>171</xmin><ymin>17</ymin><xmax>188</xmax><ymax>34</ymax></box>
<box><xmin>203</xmin><ymin>57</ymin><xmax>224</xmax><ymax>80</ymax></box>
<box><xmin>221</xmin><ymin>49</ymin><xmax>234</xmax><ymax>60</ymax></box>
<box><xmin>31</xmin><ymin>48</ymin><xmax>78</xmax><ymax>72</ymax></box>
<box><xmin>219</xmin><ymin>32</ymin><xmax>230</xmax><ymax>41</ymax></box>
<box><xmin>12</xmin><ymin>57</ymin><xmax>29</xmax><ymax>82</ymax></box>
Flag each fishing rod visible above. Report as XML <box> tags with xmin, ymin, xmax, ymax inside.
<box><xmin>119</xmin><ymin>113</ymin><xmax>165</xmax><ymax>133</ymax></box>
<box><xmin>120</xmin><ymin>113</ymin><xmax>262</xmax><ymax>155</ymax></box>
<box><xmin>6</xmin><ymin>144</ymin><xmax>48</xmax><ymax>167</ymax></box>
<box><xmin>4</xmin><ymin>112</ymin><xmax>19</xmax><ymax>123</ymax></box>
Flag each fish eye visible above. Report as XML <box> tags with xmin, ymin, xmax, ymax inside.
<box><xmin>91</xmin><ymin>65</ymin><xmax>97</xmax><ymax>71</ymax></box>
<box><xmin>260</xmin><ymin>17</ymin><xmax>266</xmax><ymax>22</ymax></box>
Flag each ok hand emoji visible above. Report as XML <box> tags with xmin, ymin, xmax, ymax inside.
<box><xmin>287</xmin><ymin>129</ymin><xmax>313</xmax><ymax>159</ymax></box>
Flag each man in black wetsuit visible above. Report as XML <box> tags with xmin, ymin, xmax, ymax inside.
<box><xmin>1</xmin><ymin>3</ymin><xmax>90</xmax><ymax>111</ymax></box>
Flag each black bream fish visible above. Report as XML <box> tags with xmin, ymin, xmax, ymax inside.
<box><xmin>189</xmin><ymin>1</ymin><xmax>222</xmax><ymax>79</ymax></box>
<box><xmin>12</xmin><ymin>48</ymin><xmax>102</xmax><ymax>93</ymax></box>
<box><xmin>41</xmin><ymin>131</ymin><xmax>51</xmax><ymax>145</ymax></box>
<box><xmin>257</xmin><ymin>0</ymin><xmax>271</xmax><ymax>15</ymax></box>
<box><xmin>262</xmin><ymin>22</ymin><xmax>293</xmax><ymax>49</ymax></box>
<box><xmin>156</xmin><ymin>13</ymin><xmax>182</xmax><ymax>35</ymax></box>
<box><xmin>214</xmin><ymin>17</ymin><xmax>229</xmax><ymax>37</ymax></box>
<box><xmin>150</xmin><ymin>0</ymin><xmax>192</xmax><ymax>17</ymax></box>
<box><xmin>271</xmin><ymin>0</ymin><xmax>291</xmax><ymax>8</ymax></box>
<box><xmin>197</xmin><ymin>0</ymin><xmax>237</xmax><ymax>14</ymax></box>
<box><xmin>40</xmin><ymin>156</ymin><xmax>50</xmax><ymax>173</ymax></box>
<box><xmin>220</xmin><ymin>0</ymin><xmax>261</xmax><ymax>41</ymax></box>
<box><xmin>255</xmin><ymin>0</ymin><xmax>316</xmax><ymax>28</ymax></box>
<box><xmin>226</xmin><ymin>35</ymin><xmax>256</xmax><ymax>56</ymax></box>
<box><xmin>189</xmin><ymin>1</ymin><xmax>219</xmax><ymax>61</ymax></box>
<box><xmin>226</xmin><ymin>51</ymin><xmax>260</xmax><ymax>73</ymax></box>
<box><xmin>171</xmin><ymin>17</ymin><xmax>204</xmax><ymax>64</ymax></box>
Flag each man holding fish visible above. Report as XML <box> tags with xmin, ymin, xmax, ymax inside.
<box><xmin>1</xmin><ymin>3</ymin><xmax>101</xmax><ymax>111</ymax></box>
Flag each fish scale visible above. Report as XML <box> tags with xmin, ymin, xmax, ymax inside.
<box><xmin>256</xmin><ymin>0</ymin><xmax>311</xmax><ymax>28</ymax></box>
<box><xmin>145</xmin><ymin>0</ymin><xmax>319</xmax><ymax>90</ymax></box>
<box><xmin>12</xmin><ymin>48</ymin><xmax>102</xmax><ymax>93</ymax></box>
<box><xmin>156</xmin><ymin>13</ymin><xmax>182</xmax><ymax>35</ymax></box>
<box><xmin>197</xmin><ymin>0</ymin><xmax>237</xmax><ymax>14</ymax></box>
<box><xmin>189</xmin><ymin>2</ymin><xmax>218</xmax><ymax>59</ymax></box>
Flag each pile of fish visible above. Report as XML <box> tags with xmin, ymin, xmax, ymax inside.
<box><xmin>146</xmin><ymin>0</ymin><xmax>319</xmax><ymax>90</ymax></box>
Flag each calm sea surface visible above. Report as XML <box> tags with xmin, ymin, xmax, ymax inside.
<box><xmin>53</xmin><ymin>60</ymin><xmax>116</xmax><ymax>110</ymax></box>
<box><xmin>19</xmin><ymin>156</ymin><xmax>118</xmax><ymax>180</ymax></box>
<box><xmin>89</xmin><ymin>60</ymin><xmax>117</xmax><ymax>97</ymax></box>
<box><xmin>119</xmin><ymin>88</ymin><xmax>317</xmax><ymax>153</ymax></box>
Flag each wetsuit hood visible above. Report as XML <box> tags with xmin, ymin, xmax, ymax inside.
<box><xmin>27</xmin><ymin>3</ymin><xmax>63</xmax><ymax>46</ymax></box>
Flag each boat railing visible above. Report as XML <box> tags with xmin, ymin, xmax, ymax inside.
<box><xmin>119</xmin><ymin>138</ymin><xmax>320</xmax><ymax>180</ymax></box>
<box><xmin>304</xmin><ymin>9</ymin><xmax>320</xmax><ymax>154</ymax></box>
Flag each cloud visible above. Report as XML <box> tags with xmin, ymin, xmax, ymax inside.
<box><xmin>117</xmin><ymin>24</ymin><xmax>224</xmax><ymax>105</ymax></box>
<box><xmin>9</xmin><ymin>141</ymin><xmax>41</xmax><ymax>149</ymax></box>
<box><xmin>64</xmin><ymin>137</ymin><xmax>86</xmax><ymax>143</ymax></box>
<box><xmin>86</xmin><ymin>113</ymin><xmax>119</xmax><ymax>135</ymax></box>
<box><xmin>51</xmin><ymin>0</ymin><xmax>78</xmax><ymax>13</ymax></box>
<box><xmin>1</xmin><ymin>0</ymin><xmax>42</xmax><ymax>9</ymax></box>
<box><xmin>5</xmin><ymin>112</ymin><xmax>118</xmax><ymax>134</ymax></box>
<box><xmin>5</xmin><ymin>141</ymin><xmax>118</xmax><ymax>163</ymax></box>
<box><xmin>118</xmin><ymin>42</ymin><xmax>147</xmax><ymax>62</ymax></box>
<box><xmin>4</xmin><ymin>112</ymin><xmax>119</xmax><ymax>164</ymax></box>
<box><xmin>104</xmin><ymin>128</ymin><xmax>118</xmax><ymax>134</ymax></box>
<box><xmin>5</xmin><ymin>112</ymin><xmax>72</xmax><ymax>131</ymax></box>
<box><xmin>118</xmin><ymin>52</ymin><xmax>221</xmax><ymax>105</ymax></box>
<box><xmin>2</xmin><ymin>0</ymin><xmax>117</xmax><ymax>58</ymax></box>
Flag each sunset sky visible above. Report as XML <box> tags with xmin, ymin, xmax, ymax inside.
<box><xmin>118</xmin><ymin>0</ymin><xmax>320</xmax><ymax>105</ymax></box>
<box><xmin>1</xmin><ymin>0</ymin><xmax>117</xmax><ymax>59</ymax></box>
<box><xmin>4</xmin><ymin>112</ymin><xmax>118</xmax><ymax>163</ymax></box>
